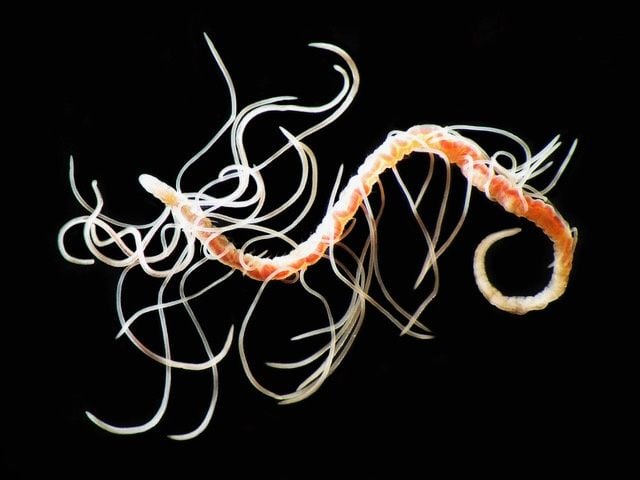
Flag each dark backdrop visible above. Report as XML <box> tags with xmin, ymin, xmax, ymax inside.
<box><xmin>6</xmin><ymin>4</ymin><xmax>632</xmax><ymax>478</ymax></box>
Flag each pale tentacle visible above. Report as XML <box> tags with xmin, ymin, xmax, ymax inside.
<box><xmin>60</xmin><ymin>34</ymin><xmax>578</xmax><ymax>441</ymax></box>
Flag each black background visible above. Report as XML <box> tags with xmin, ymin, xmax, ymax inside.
<box><xmin>6</xmin><ymin>4</ymin><xmax>632</xmax><ymax>478</ymax></box>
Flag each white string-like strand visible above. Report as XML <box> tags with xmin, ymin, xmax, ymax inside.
<box><xmin>60</xmin><ymin>35</ymin><xmax>363</xmax><ymax>436</ymax></box>
<box><xmin>59</xmin><ymin>34</ymin><xmax>576</xmax><ymax>439</ymax></box>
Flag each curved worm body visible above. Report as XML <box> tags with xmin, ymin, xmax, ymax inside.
<box><xmin>141</xmin><ymin>124</ymin><xmax>576</xmax><ymax>314</ymax></box>
<box><xmin>59</xmin><ymin>37</ymin><xmax>578</xmax><ymax>439</ymax></box>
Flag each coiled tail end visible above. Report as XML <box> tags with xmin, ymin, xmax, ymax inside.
<box><xmin>473</xmin><ymin>227</ymin><xmax>575</xmax><ymax>315</ymax></box>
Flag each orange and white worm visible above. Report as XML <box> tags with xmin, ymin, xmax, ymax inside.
<box><xmin>140</xmin><ymin>124</ymin><xmax>576</xmax><ymax>314</ymax></box>
<box><xmin>59</xmin><ymin>34</ymin><xmax>577</xmax><ymax>439</ymax></box>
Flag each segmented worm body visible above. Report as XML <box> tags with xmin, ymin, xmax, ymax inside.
<box><xmin>141</xmin><ymin>124</ymin><xmax>576</xmax><ymax>314</ymax></box>
<box><xmin>59</xmin><ymin>34</ymin><xmax>577</xmax><ymax>439</ymax></box>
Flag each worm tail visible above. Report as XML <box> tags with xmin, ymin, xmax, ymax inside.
<box><xmin>472</xmin><ymin>198</ymin><xmax>576</xmax><ymax>314</ymax></box>
<box><xmin>425</xmin><ymin>127</ymin><xmax>577</xmax><ymax>315</ymax></box>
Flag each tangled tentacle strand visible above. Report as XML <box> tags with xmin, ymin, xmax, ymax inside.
<box><xmin>59</xmin><ymin>33</ymin><xmax>577</xmax><ymax>438</ymax></box>
<box><xmin>58</xmin><ymin>35</ymin><xmax>365</xmax><ymax>437</ymax></box>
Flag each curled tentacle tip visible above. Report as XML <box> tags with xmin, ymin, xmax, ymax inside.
<box><xmin>417</xmin><ymin>335</ymin><xmax>435</xmax><ymax>340</ymax></box>
<box><xmin>277</xmin><ymin>126</ymin><xmax>294</xmax><ymax>138</ymax></box>
<box><xmin>85</xmin><ymin>411</ymin><xmax>100</xmax><ymax>425</ymax></box>
<box><xmin>67</xmin><ymin>257</ymin><xmax>95</xmax><ymax>266</ymax></box>
<box><xmin>308</xmin><ymin>42</ymin><xmax>328</xmax><ymax>49</ymax></box>
<box><xmin>264</xmin><ymin>361</ymin><xmax>285</xmax><ymax>369</ymax></box>
<box><xmin>491</xmin><ymin>227</ymin><xmax>522</xmax><ymax>239</ymax></box>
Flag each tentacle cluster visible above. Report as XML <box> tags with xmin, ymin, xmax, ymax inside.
<box><xmin>59</xmin><ymin>34</ymin><xmax>576</xmax><ymax>438</ymax></box>
<box><xmin>59</xmin><ymin>35</ymin><xmax>366</xmax><ymax>437</ymax></box>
